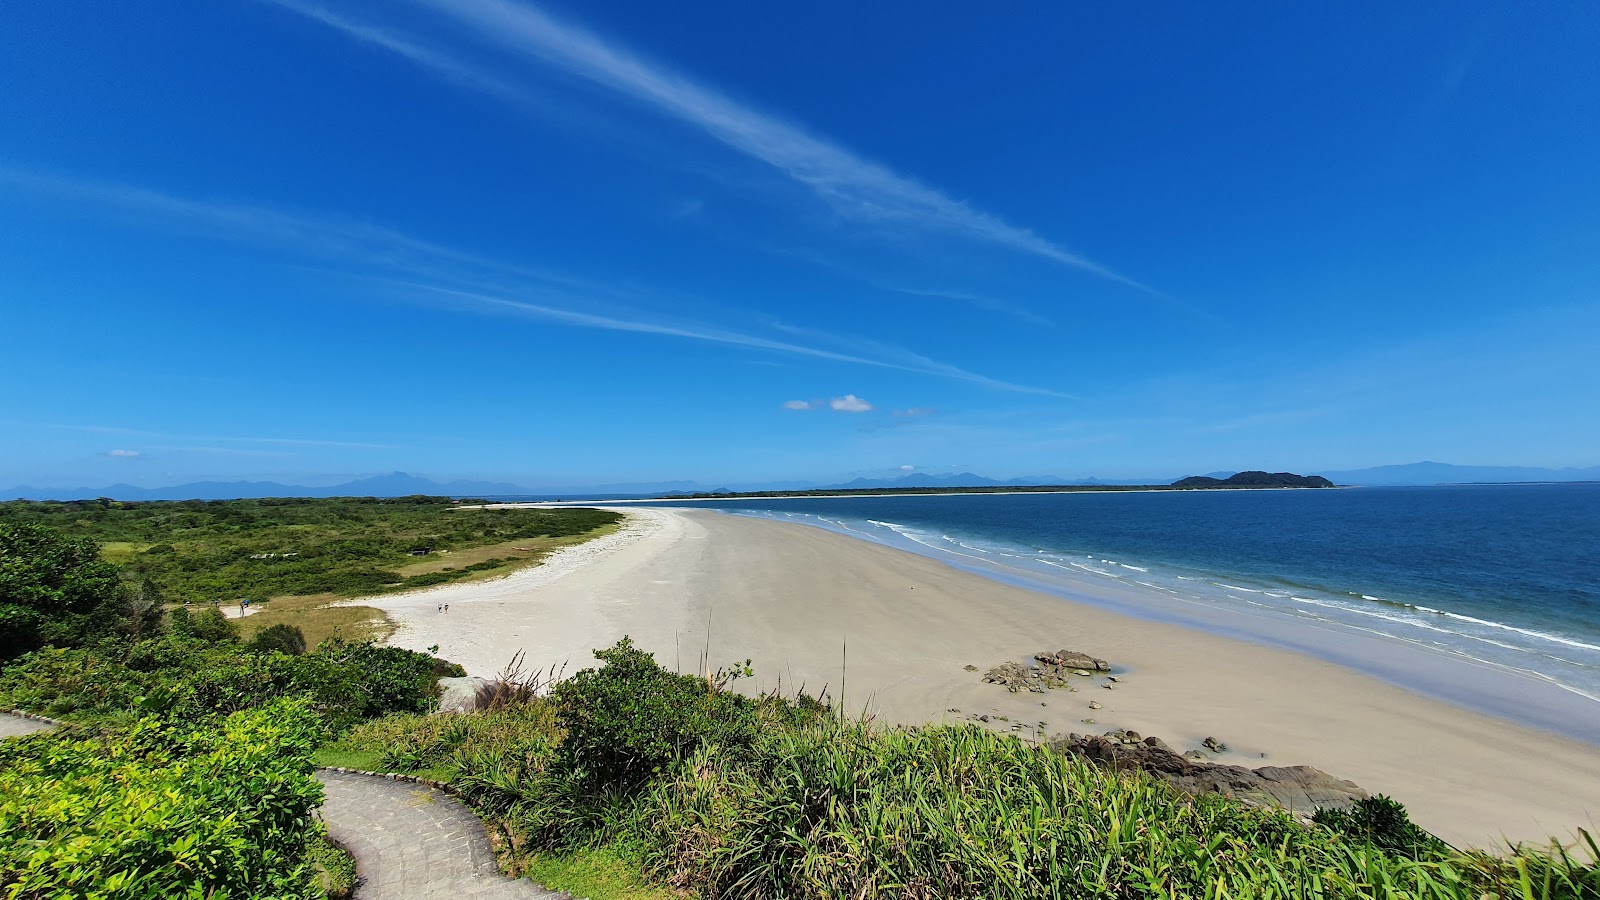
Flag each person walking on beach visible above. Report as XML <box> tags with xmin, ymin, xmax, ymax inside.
<box><xmin>437</xmin><ymin>602</ymin><xmax>442</xmax><ymax>613</ymax></box>
<box><xmin>444</xmin><ymin>603</ymin><xmax>449</xmax><ymax>614</ymax></box>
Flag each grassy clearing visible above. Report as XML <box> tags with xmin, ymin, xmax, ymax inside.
<box><xmin>233</xmin><ymin>594</ymin><xmax>392</xmax><ymax>649</ymax></box>
<box><xmin>396</xmin><ymin>525</ymin><xmax>620</xmax><ymax>579</ymax></box>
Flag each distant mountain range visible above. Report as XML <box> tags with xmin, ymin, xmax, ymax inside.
<box><xmin>4</xmin><ymin>462</ymin><xmax>1597</xmax><ymax>502</ymax></box>
<box><xmin>1315</xmin><ymin>461</ymin><xmax>1600</xmax><ymax>487</ymax></box>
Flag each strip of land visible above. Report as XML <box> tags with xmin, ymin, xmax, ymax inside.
<box><xmin>360</xmin><ymin>507</ymin><xmax>1600</xmax><ymax>849</ymax></box>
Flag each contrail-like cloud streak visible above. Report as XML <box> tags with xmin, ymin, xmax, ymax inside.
<box><xmin>267</xmin><ymin>0</ymin><xmax>1151</xmax><ymax>291</ymax></box>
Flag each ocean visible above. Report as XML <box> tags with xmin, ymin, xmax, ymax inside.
<box><xmin>656</xmin><ymin>484</ymin><xmax>1600</xmax><ymax>739</ymax></box>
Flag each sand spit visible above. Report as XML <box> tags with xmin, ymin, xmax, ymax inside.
<box><xmin>356</xmin><ymin>507</ymin><xmax>1600</xmax><ymax>849</ymax></box>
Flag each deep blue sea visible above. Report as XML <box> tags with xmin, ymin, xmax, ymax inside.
<box><xmin>654</xmin><ymin>484</ymin><xmax>1600</xmax><ymax>728</ymax></box>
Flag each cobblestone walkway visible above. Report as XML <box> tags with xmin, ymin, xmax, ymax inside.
<box><xmin>317</xmin><ymin>771</ymin><xmax>567</xmax><ymax>899</ymax></box>
<box><xmin>0</xmin><ymin>712</ymin><xmax>56</xmax><ymax>739</ymax></box>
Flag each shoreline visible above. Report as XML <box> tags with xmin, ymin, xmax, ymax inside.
<box><xmin>707</xmin><ymin>507</ymin><xmax>1600</xmax><ymax>747</ymax></box>
<box><xmin>360</xmin><ymin>506</ymin><xmax>1600</xmax><ymax>848</ymax></box>
<box><xmin>483</xmin><ymin>485</ymin><xmax>1348</xmax><ymax>506</ymax></box>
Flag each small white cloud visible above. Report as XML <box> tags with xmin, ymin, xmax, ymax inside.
<box><xmin>782</xmin><ymin>399</ymin><xmax>814</xmax><ymax>410</ymax></box>
<box><xmin>108</xmin><ymin>449</ymin><xmax>142</xmax><ymax>458</ymax></box>
<box><xmin>830</xmin><ymin>394</ymin><xmax>873</xmax><ymax>413</ymax></box>
<box><xmin>893</xmin><ymin>407</ymin><xmax>935</xmax><ymax>417</ymax></box>
<box><xmin>898</xmin><ymin>464</ymin><xmax>916</xmax><ymax>471</ymax></box>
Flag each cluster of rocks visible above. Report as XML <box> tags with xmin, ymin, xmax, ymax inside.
<box><xmin>1049</xmin><ymin>732</ymin><xmax>1368</xmax><ymax>816</ymax></box>
<box><xmin>979</xmin><ymin>649</ymin><xmax>1112</xmax><ymax>694</ymax></box>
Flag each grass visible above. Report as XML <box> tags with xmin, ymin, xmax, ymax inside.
<box><xmin>307</xmin><ymin>828</ymin><xmax>357</xmax><ymax>899</ymax></box>
<box><xmin>232</xmin><ymin>593</ymin><xmax>393</xmax><ymax>649</ymax></box>
<box><xmin>396</xmin><ymin>525</ymin><xmax>620</xmax><ymax>579</ymax></box>
<box><xmin>520</xmin><ymin>849</ymin><xmax>684</xmax><ymax>900</ymax></box>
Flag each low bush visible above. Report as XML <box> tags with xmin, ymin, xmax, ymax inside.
<box><xmin>1314</xmin><ymin>794</ymin><xmax>1448</xmax><ymax>859</ymax></box>
<box><xmin>0</xmin><ymin>697</ymin><xmax>325</xmax><ymax>899</ymax></box>
<box><xmin>552</xmin><ymin>637</ymin><xmax>759</xmax><ymax>791</ymax></box>
<box><xmin>250</xmin><ymin>622</ymin><xmax>309</xmax><ymax>655</ymax></box>
<box><xmin>0</xmin><ymin>632</ymin><xmax>442</xmax><ymax>730</ymax></box>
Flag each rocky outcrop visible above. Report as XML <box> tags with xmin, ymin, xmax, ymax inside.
<box><xmin>436</xmin><ymin>676</ymin><xmax>490</xmax><ymax>714</ymax></box>
<box><xmin>1051</xmin><ymin>733</ymin><xmax>1367</xmax><ymax>816</ymax></box>
<box><xmin>1035</xmin><ymin>649</ymin><xmax>1111</xmax><ymax>672</ymax></box>
<box><xmin>980</xmin><ymin>649</ymin><xmax>1112</xmax><ymax>693</ymax></box>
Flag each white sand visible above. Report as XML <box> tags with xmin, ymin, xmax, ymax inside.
<box><xmin>358</xmin><ymin>507</ymin><xmax>1600</xmax><ymax>849</ymax></box>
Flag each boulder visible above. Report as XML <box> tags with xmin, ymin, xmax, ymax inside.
<box><xmin>1036</xmin><ymin>649</ymin><xmax>1111</xmax><ymax>672</ymax></box>
<box><xmin>1050</xmin><ymin>733</ymin><xmax>1367</xmax><ymax>817</ymax></box>
<box><xmin>436</xmin><ymin>676</ymin><xmax>490</xmax><ymax>714</ymax></box>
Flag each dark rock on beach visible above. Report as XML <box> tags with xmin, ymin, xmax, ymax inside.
<box><xmin>1051</xmin><ymin>733</ymin><xmax>1368</xmax><ymax>816</ymax></box>
<box><xmin>1035</xmin><ymin>649</ymin><xmax>1111</xmax><ymax>672</ymax></box>
<box><xmin>980</xmin><ymin>649</ymin><xmax>1114</xmax><ymax>693</ymax></box>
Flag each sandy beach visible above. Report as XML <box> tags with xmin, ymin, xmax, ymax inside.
<box><xmin>360</xmin><ymin>507</ymin><xmax>1600</xmax><ymax>849</ymax></box>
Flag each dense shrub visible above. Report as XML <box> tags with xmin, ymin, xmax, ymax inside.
<box><xmin>0</xmin><ymin>697</ymin><xmax>325</xmax><ymax>899</ymax></box>
<box><xmin>552</xmin><ymin>637</ymin><xmax>758</xmax><ymax>791</ymax></box>
<box><xmin>0</xmin><ymin>633</ymin><xmax>441</xmax><ymax>730</ymax></box>
<box><xmin>1314</xmin><ymin>794</ymin><xmax>1448</xmax><ymax>859</ymax></box>
<box><xmin>0</xmin><ymin>522</ymin><xmax>152</xmax><ymax>660</ymax></box>
<box><xmin>250</xmin><ymin>622</ymin><xmax>309</xmax><ymax>656</ymax></box>
<box><xmin>169</xmin><ymin>604</ymin><xmax>240</xmax><ymax>643</ymax></box>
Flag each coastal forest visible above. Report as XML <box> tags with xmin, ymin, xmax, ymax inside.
<box><xmin>2</xmin><ymin>504</ymin><xmax>1597</xmax><ymax>899</ymax></box>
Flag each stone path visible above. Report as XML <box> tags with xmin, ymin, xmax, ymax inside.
<box><xmin>317</xmin><ymin>771</ymin><xmax>567</xmax><ymax>900</ymax></box>
<box><xmin>0</xmin><ymin>711</ymin><xmax>56</xmax><ymax>739</ymax></box>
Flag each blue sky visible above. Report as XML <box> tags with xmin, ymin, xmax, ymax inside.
<box><xmin>3</xmin><ymin>1</ymin><xmax>1597</xmax><ymax>489</ymax></box>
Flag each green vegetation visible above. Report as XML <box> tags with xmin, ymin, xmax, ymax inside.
<box><xmin>0</xmin><ymin>626</ymin><xmax>444</xmax><ymax>731</ymax></box>
<box><xmin>0</xmin><ymin>522</ymin><xmax>162</xmax><ymax>661</ymax></box>
<box><xmin>0</xmin><ymin>496</ymin><xmax>621</xmax><ymax>605</ymax></box>
<box><xmin>1</xmin><ymin>520</ymin><xmax>463</xmax><ymax>896</ymax></box>
<box><xmin>330</xmin><ymin>639</ymin><xmax>1598</xmax><ymax>900</ymax></box>
<box><xmin>306</xmin><ymin>827</ymin><xmax>357</xmax><ymax>899</ymax></box>
<box><xmin>0</xmin><ymin>697</ymin><xmax>325</xmax><ymax>899</ymax></box>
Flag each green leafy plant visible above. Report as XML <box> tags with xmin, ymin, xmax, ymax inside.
<box><xmin>552</xmin><ymin>637</ymin><xmax>758</xmax><ymax>792</ymax></box>
<box><xmin>0</xmin><ymin>522</ymin><xmax>150</xmax><ymax>660</ymax></box>
<box><xmin>1314</xmin><ymin>794</ymin><xmax>1449</xmax><ymax>858</ymax></box>
<box><xmin>250</xmin><ymin>622</ymin><xmax>309</xmax><ymax>656</ymax></box>
<box><xmin>0</xmin><ymin>697</ymin><xmax>325</xmax><ymax>899</ymax></box>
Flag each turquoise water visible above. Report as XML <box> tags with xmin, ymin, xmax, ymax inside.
<box><xmin>657</xmin><ymin>484</ymin><xmax>1600</xmax><ymax>740</ymax></box>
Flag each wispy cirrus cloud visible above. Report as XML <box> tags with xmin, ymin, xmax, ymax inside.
<box><xmin>397</xmin><ymin>281</ymin><xmax>1058</xmax><ymax>394</ymax></box>
<box><xmin>107</xmin><ymin>449</ymin><xmax>142</xmax><ymax>458</ymax></box>
<box><xmin>3</xmin><ymin>167</ymin><xmax>1064</xmax><ymax>396</ymax></box>
<box><xmin>263</xmin><ymin>0</ymin><xmax>1153</xmax><ymax>292</ymax></box>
